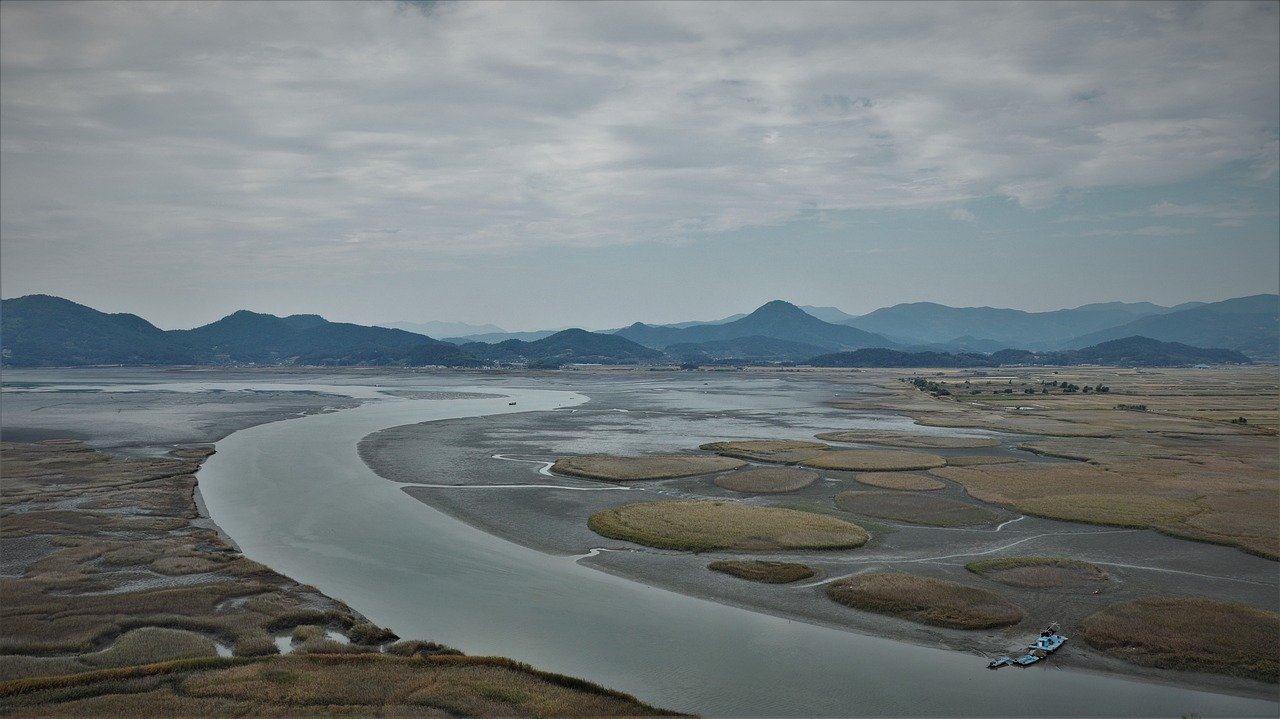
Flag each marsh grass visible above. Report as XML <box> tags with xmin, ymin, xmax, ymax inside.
<box><xmin>588</xmin><ymin>500</ymin><xmax>869</xmax><ymax>551</ymax></box>
<box><xmin>699</xmin><ymin>440</ymin><xmax>830</xmax><ymax>464</ymax></box>
<box><xmin>551</xmin><ymin>454</ymin><xmax>745</xmax><ymax>481</ymax></box>
<box><xmin>854</xmin><ymin>472</ymin><xmax>945</xmax><ymax>491</ymax></box>
<box><xmin>802</xmin><ymin>450</ymin><xmax>946</xmax><ymax>472</ymax></box>
<box><xmin>713</xmin><ymin>467</ymin><xmax>818</xmax><ymax>493</ymax></box>
<box><xmin>933</xmin><ymin>461</ymin><xmax>1278</xmax><ymax>558</ymax></box>
<box><xmin>81</xmin><ymin>628</ymin><xmax>216</xmax><ymax>669</ymax></box>
<box><xmin>1082</xmin><ymin>598</ymin><xmax>1280</xmax><ymax>682</ymax></box>
<box><xmin>385</xmin><ymin>641</ymin><xmax>464</xmax><ymax>658</ymax></box>
<box><xmin>0</xmin><ymin>440</ymin><xmax>679</xmax><ymax>716</ymax></box>
<box><xmin>834</xmin><ymin>491</ymin><xmax>998</xmax><ymax>527</ymax></box>
<box><xmin>231</xmin><ymin>632</ymin><xmax>277</xmax><ymax>658</ymax></box>
<box><xmin>826</xmin><ymin>572</ymin><xmax>1024</xmax><ymax>629</ymax></box>
<box><xmin>816</xmin><ymin>431</ymin><xmax>1000</xmax><ymax>449</ymax></box>
<box><xmin>942</xmin><ymin>455</ymin><xmax>1021</xmax><ymax>467</ymax></box>
<box><xmin>708</xmin><ymin>560</ymin><xmax>815</xmax><ymax>583</ymax></box>
<box><xmin>966</xmin><ymin>557</ymin><xmax>1108</xmax><ymax>589</ymax></box>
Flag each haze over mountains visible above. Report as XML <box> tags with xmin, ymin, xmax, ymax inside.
<box><xmin>2</xmin><ymin>293</ymin><xmax>1274</xmax><ymax>369</ymax></box>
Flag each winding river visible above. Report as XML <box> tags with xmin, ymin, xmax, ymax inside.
<box><xmin>197</xmin><ymin>385</ymin><xmax>1277</xmax><ymax>717</ymax></box>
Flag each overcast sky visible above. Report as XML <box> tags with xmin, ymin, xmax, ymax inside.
<box><xmin>2</xmin><ymin>1</ymin><xmax>1277</xmax><ymax>331</ymax></box>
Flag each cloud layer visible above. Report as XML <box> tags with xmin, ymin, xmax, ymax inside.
<box><xmin>1</xmin><ymin>1</ymin><xmax>1276</xmax><ymax>325</ymax></box>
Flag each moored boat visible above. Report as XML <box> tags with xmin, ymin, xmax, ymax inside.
<box><xmin>985</xmin><ymin>624</ymin><xmax>1066</xmax><ymax>670</ymax></box>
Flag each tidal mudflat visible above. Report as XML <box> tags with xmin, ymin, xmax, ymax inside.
<box><xmin>3</xmin><ymin>367</ymin><xmax>1276</xmax><ymax>716</ymax></box>
<box><xmin>359</xmin><ymin>368</ymin><xmax>1278</xmax><ymax>712</ymax></box>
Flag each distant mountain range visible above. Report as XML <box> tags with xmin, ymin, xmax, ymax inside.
<box><xmin>1</xmin><ymin>293</ymin><xmax>1270</xmax><ymax>369</ymax></box>
<box><xmin>1062</xmin><ymin>295</ymin><xmax>1277</xmax><ymax>358</ymax></box>
<box><xmin>615</xmin><ymin>300</ymin><xmax>894</xmax><ymax>352</ymax></box>
<box><xmin>838</xmin><ymin>300</ymin><xmax>1209</xmax><ymax>350</ymax></box>
<box><xmin>0</xmin><ymin>296</ymin><xmax>477</xmax><ymax>367</ymax></box>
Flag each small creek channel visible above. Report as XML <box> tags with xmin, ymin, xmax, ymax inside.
<box><xmin>193</xmin><ymin>384</ymin><xmax>1275</xmax><ymax>717</ymax></box>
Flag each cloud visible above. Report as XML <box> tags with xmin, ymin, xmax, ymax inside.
<box><xmin>1</xmin><ymin>0</ymin><xmax>1277</xmax><ymax>273</ymax></box>
<box><xmin>949</xmin><ymin>208</ymin><xmax>977</xmax><ymax>222</ymax></box>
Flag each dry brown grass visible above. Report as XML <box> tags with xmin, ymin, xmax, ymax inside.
<box><xmin>942</xmin><ymin>455</ymin><xmax>1021</xmax><ymax>467</ymax></box>
<box><xmin>816</xmin><ymin>431</ymin><xmax>999</xmax><ymax>449</ymax></box>
<box><xmin>828</xmin><ymin>368</ymin><xmax>1279</xmax><ymax>558</ymax></box>
<box><xmin>854</xmin><ymin>472</ymin><xmax>945</xmax><ymax>491</ymax></box>
<box><xmin>0</xmin><ymin>439</ymin><xmax>678</xmax><ymax>715</ymax></box>
<box><xmin>934</xmin><ymin>455</ymin><xmax>1278</xmax><ymax>558</ymax></box>
<box><xmin>826</xmin><ymin>572</ymin><xmax>1023</xmax><ymax>629</ymax></box>
<box><xmin>551</xmin><ymin>454</ymin><xmax>745</xmax><ymax>481</ymax></box>
<box><xmin>713</xmin><ymin>467</ymin><xmax>818</xmax><ymax>494</ymax></box>
<box><xmin>0</xmin><ymin>442</ymin><xmax>389</xmax><ymax>669</ymax></box>
<box><xmin>1082</xmin><ymin>597</ymin><xmax>1280</xmax><ymax>682</ymax></box>
<box><xmin>966</xmin><ymin>557</ymin><xmax>1108</xmax><ymax>590</ymax></box>
<box><xmin>588</xmin><ymin>500</ymin><xmax>869</xmax><ymax>551</ymax></box>
<box><xmin>707</xmin><ymin>560</ymin><xmax>816</xmax><ymax>583</ymax></box>
<box><xmin>699</xmin><ymin>439</ymin><xmax>831</xmax><ymax>464</ymax></box>
<box><xmin>0</xmin><ymin>655</ymin><xmax>680</xmax><ymax>716</ymax></box>
<box><xmin>801</xmin><ymin>450</ymin><xmax>946</xmax><ymax>472</ymax></box>
<box><xmin>833</xmin><ymin>491</ymin><xmax>999</xmax><ymax>527</ymax></box>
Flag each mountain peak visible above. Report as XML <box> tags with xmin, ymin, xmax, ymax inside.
<box><xmin>749</xmin><ymin>300</ymin><xmax>809</xmax><ymax>318</ymax></box>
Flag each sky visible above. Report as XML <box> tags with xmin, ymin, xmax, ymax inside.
<box><xmin>2</xmin><ymin>1</ymin><xmax>1277</xmax><ymax>331</ymax></box>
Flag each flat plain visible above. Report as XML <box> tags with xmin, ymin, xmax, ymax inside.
<box><xmin>3</xmin><ymin>365</ymin><xmax>1277</xmax><ymax>712</ymax></box>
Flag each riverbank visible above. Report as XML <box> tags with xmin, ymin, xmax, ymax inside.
<box><xmin>0</xmin><ymin>438</ymin><xmax>677</xmax><ymax>716</ymax></box>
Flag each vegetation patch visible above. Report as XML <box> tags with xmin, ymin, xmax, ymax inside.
<box><xmin>933</xmin><ymin>460</ymin><xmax>1278</xmax><ymax>558</ymax></box>
<box><xmin>588</xmin><ymin>500</ymin><xmax>868</xmax><ymax>551</ymax></box>
<box><xmin>708</xmin><ymin>560</ymin><xmax>816</xmax><ymax>583</ymax></box>
<box><xmin>825</xmin><ymin>572</ymin><xmax>1023</xmax><ymax>629</ymax></box>
<box><xmin>854</xmin><ymin>472</ymin><xmax>945</xmax><ymax>491</ymax></box>
<box><xmin>698</xmin><ymin>440</ymin><xmax>830</xmax><ymax>464</ymax></box>
<box><xmin>801</xmin><ymin>450</ymin><xmax>946</xmax><ymax>472</ymax></box>
<box><xmin>834</xmin><ymin>491</ymin><xmax>998</xmax><ymax>527</ymax></box>
<box><xmin>966</xmin><ymin>557</ymin><xmax>1108</xmax><ymax>590</ymax></box>
<box><xmin>816</xmin><ymin>431</ymin><xmax>999</xmax><ymax>449</ymax></box>
<box><xmin>0</xmin><ymin>440</ymin><xmax>679</xmax><ymax>715</ymax></box>
<box><xmin>1016</xmin><ymin>493</ymin><xmax>1199</xmax><ymax>527</ymax></box>
<box><xmin>1082</xmin><ymin>598</ymin><xmax>1280</xmax><ymax>682</ymax></box>
<box><xmin>551</xmin><ymin>454</ymin><xmax>745</xmax><ymax>481</ymax></box>
<box><xmin>0</xmin><ymin>655</ymin><xmax>678</xmax><ymax>716</ymax></box>
<box><xmin>942</xmin><ymin>455</ymin><xmax>1021</xmax><ymax>467</ymax></box>
<box><xmin>713</xmin><ymin>467</ymin><xmax>819</xmax><ymax>494</ymax></box>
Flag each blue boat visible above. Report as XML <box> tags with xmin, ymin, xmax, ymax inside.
<box><xmin>985</xmin><ymin>624</ymin><xmax>1066</xmax><ymax>669</ymax></box>
<box><xmin>1031</xmin><ymin>633</ymin><xmax>1067</xmax><ymax>653</ymax></box>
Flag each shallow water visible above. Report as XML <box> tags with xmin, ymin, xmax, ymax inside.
<box><xmin>194</xmin><ymin>383</ymin><xmax>1278</xmax><ymax>717</ymax></box>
